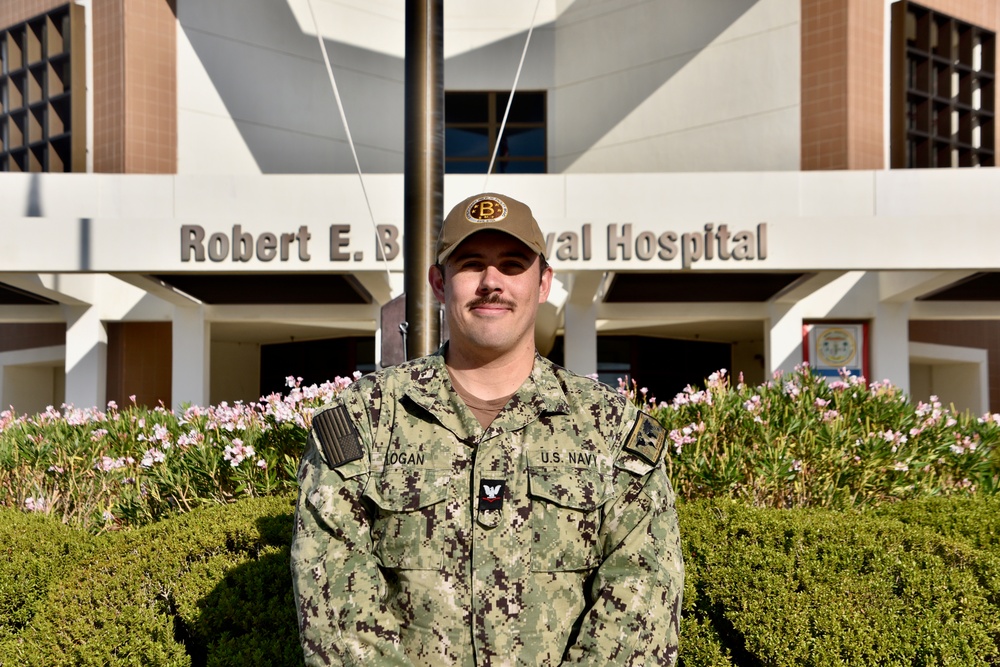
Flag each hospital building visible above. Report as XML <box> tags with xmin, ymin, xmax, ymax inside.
<box><xmin>1</xmin><ymin>0</ymin><xmax>999</xmax><ymax>415</ymax></box>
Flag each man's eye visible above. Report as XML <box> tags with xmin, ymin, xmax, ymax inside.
<box><xmin>501</xmin><ymin>262</ymin><xmax>528</xmax><ymax>274</ymax></box>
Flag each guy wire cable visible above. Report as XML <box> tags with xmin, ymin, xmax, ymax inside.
<box><xmin>484</xmin><ymin>0</ymin><xmax>543</xmax><ymax>191</ymax></box>
<box><xmin>306</xmin><ymin>0</ymin><xmax>392</xmax><ymax>287</ymax></box>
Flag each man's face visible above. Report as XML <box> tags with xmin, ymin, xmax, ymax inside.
<box><xmin>430</xmin><ymin>230</ymin><xmax>553</xmax><ymax>359</ymax></box>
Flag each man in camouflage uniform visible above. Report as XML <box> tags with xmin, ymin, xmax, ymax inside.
<box><xmin>291</xmin><ymin>193</ymin><xmax>684</xmax><ymax>666</ymax></box>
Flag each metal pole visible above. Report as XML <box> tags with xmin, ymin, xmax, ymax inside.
<box><xmin>404</xmin><ymin>0</ymin><xmax>443</xmax><ymax>359</ymax></box>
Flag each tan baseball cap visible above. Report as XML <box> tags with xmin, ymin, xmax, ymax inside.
<box><xmin>436</xmin><ymin>193</ymin><xmax>546</xmax><ymax>263</ymax></box>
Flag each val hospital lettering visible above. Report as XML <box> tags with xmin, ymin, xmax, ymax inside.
<box><xmin>180</xmin><ymin>222</ymin><xmax>767</xmax><ymax>268</ymax></box>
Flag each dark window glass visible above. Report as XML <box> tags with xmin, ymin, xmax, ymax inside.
<box><xmin>446</xmin><ymin>160</ymin><xmax>491</xmax><ymax>174</ymax></box>
<box><xmin>445</xmin><ymin>90</ymin><xmax>546</xmax><ymax>174</ymax></box>
<box><xmin>495</xmin><ymin>92</ymin><xmax>545</xmax><ymax>123</ymax></box>
<box><xmin>446</xmin><ymin>92</ymin><xmax>490</xmax><ymax>123</ymax></box>
<box><xmin>444</xmin><ymin>127</ymin><xmax>490</xmax><ymax>158</ymax></box>
<box><xmin>503</xmin><ymin>126</ymin><xmax>545</xmax><ymax>157</ymax></box>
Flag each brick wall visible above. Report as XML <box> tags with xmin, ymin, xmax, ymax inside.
<box><xmin>94</xmin><ymin>0</ymin><xmax>176</xmax><ymax>172</ymax></box>
<box><xmin>0</xmin><ymin>0</ymin><xmax>67</xmax><ymax>29</ymax></box>
<box><xmin>801</xmin><ymin>0</ymin><xmax>884</xmax><ymax>170</ymax></box>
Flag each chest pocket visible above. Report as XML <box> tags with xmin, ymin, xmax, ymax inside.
<box><xmin>365</xmin><ymin>468</ymin><xmax>450</xmax><ymax>570</ymax></box>
<box><xmin>526</xmin><ymin>466</ymin><xmax>613</xmax><ymax>572</ymax></box>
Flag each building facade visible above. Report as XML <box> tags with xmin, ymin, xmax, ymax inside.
<box><xmin>1</xmin><ymin>0</ymin><xmax>998</xmax><ymax>415</ymax></box>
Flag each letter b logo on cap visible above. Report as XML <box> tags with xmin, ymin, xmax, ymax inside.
<box><xmin>466</xmin><ymin>196</ymin><xmax>508</xmax><ymax>223</ymax></box>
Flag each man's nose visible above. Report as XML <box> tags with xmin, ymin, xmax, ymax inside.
<box><xmin>477</xmin><ymin>265</ymin><xmax>503</xmax><ymax>292</ymax></box>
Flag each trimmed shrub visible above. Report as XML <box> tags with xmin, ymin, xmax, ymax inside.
<box><xmin>4</xmin><ymin>496</ymin><xmax>999</xmax><ymax>666</ymax></box>
<box><xmin>0</xmin><ymin>495</ymin><xmax>300</xmax><ymax>667</ymax></box>
<box><xmin>0</xmin><ymin>510</ymin><xmax>94</xmax><ymax>643</ymax></box>
<box><xmin>678</xmin><ymin>500</ymin><xmax>1000</xmax><ymax>667</ymax></box>
<box><xmin>869</xmin><ymin>495</ymin><xmax>1000</xmax><ymax>555</ymax></box>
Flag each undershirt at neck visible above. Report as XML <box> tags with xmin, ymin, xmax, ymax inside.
<box><xmin>448</xmin><ymin>370</ymin><xmax>515</xmax><ymax>430</ymax></box>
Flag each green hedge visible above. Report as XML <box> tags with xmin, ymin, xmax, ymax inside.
<box><xmin>2</xmin><ymin>497</ymin><xmax>999</xmax><ymax>666</ymax></box>
<box><xmin>868</xmin><ymin>495</ymin><xmax>1000</xmax><ymax>554</ymax></box>
<box><xmin>0</xmin><ymin>495</ymin><xmax>300</xmax><ymax>667</ymax></box>
<box><xmin>680</xmin><ymin>500</ymin><xmax>1000</xmax><ymax>666</ymax></box>
<box><xmin>0</xmin><ymin>511</ymin><xmax>94</xmax><ymax>644</ymax></box>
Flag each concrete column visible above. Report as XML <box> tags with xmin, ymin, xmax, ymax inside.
<box><xmin>172</xmin><ymin>305</ymin><xmax>210</xmax><ymax>410</ymax></box>
<box><xmin>564</xmin><ymin>300</ymin><xmax>598</xmax><ymax>376</ymax></box>
<box><xmin>765</xmin><ymin>302</ymin><xmax>803</xmax><ymax>379</ymax></box>
<box><xmin>562</xmin><ymin>273</ymin><xmax>603</xmax><ymax>377</ymax></box>
<box><xmin>63</xmin><ymin>305</ymin><xmax>107</xmax><ymax>409</ymax></box>
<box><xmin>871</xmin><ymin>301</ymin><xmax>910</xmax><ymax>391</ymax></box>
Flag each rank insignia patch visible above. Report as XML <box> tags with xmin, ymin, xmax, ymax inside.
<box><xmin>623</xmin><ymin>412</ymin><xmax>666</xmax><ymax>465</ymax></box>
<box><xmin>312</xmin><ymin>405</ymin><xmax>363</xmax><ymax>469</ymax></box>
<box><xmin>478</xmin><ymin>479</ymin><xmax>505</xmax><ymax>511</ymax></box>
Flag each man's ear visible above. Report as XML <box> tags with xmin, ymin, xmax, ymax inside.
<box><xmin>428</xmin><ymin>264</ymin><xmax>446</xmax><ymax>304</ymax></box>
<box><xmin>538</xmin><ymin>264</ymin><xmax>553</xmax><ymax>304</ymax></box>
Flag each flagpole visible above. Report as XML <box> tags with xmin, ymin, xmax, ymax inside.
<box><xmin>403</xmin><ymin>0</ymin><xmax>444</xmax><ymax>359</ymax></box>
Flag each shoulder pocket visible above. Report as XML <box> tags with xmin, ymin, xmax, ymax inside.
<box><xmin>366</xmin><ymin>468</ymin><xmax>450</xmax><ymax>570</ymax></box>
<box><xmin>526</xmin><ymin>466</ymin><xmax>612</xmax><ymax>571</ymax></box>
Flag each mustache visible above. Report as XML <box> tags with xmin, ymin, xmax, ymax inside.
<box><xmin>467</xmin><ymin>294</ymin><xmax>516</xmax><ymax>310</ymax></box>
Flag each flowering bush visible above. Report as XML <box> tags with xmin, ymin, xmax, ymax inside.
<box><xmin>4</xmin><ymin>364</ymin><xmax>1000</xmax><ymax>531</ymax></box>
<box><xmin>619</xmin><ymin>364</ymin><xmax>1000</xmax><ymax>509</ymax></box>
<box><xmin>0</xmin><ymin>374</ymin><xmax>358</xmax><ymax>531</ymax></box>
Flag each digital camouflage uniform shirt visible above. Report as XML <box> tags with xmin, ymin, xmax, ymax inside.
<box><xmin>290</xmin><ymin>351</ymin><xmax>684</xmax><ymax>666</ymax></box>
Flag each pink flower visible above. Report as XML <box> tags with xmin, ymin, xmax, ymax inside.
<box><xmin>141</xmin><ymin>448</ymin><xmax>166</xmax><ymax>468</ymax></box>
<box><xmin>706</xmin><ymin>369</ymin><xmax>727</xmax><ymax>389</ymax></box>
<box><xmin>95</xmin><ymin>456</ymin><xmax>129</xmax><ymax>472</ymax></box>
<box><xmin>668</xmin><ymin>430</ymin><xmax>694</xmax><ymax>455</ymax></box>
<box><xmin>24</xmin><ymin>496</ymin><xmax>46</xmax><ymax>512</ymax></box>
<box><xmin>223</xmin><ymin>438</ymin><xmax>256</xmax><ymax>467</ymax></box>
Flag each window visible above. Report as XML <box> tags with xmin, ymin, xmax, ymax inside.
<box><xmin>1</xmin><ymin>4</ymin><xmax>84</xmax><ymax>172</ymax></box>
<box><xmin>445</xmin><ymin>90</ymin><xmax>546</xmax><ymax>173</ymax></box>
<box><xmin>891</xmin><ymin>2</ymin><xmax>995</xmax><ymax>168</ymax></box>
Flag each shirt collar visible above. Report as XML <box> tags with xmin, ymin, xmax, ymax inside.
<box><xmin>402</xmin><ymin>349</ymin><xmax>571</xmax><ymax>442</ymax></box>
